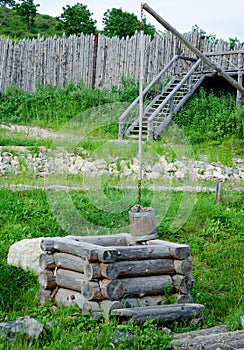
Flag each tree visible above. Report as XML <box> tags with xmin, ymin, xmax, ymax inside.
<box><xmin>0</xmin><ymin>0</ymin><xmax>15</xmax><ymax>7</ymax></box>
<box><xmin>15</xmin><ymin>0</ymin><xmax>39</xmax><ymax>30</ymax></box>
<box><xmin>102</xmin><ymin>8</ymin><xmax>156</xmax><ymax>39</ymax></box>
<box><xmin>59</xmin><ymin>3</ymin><xmax>97</xmax><ymax>36</ymax></box>
<box><xmin>0</xmin><ymin>0</ymin><xmax>15</xmax><ymax>23</ymax></box>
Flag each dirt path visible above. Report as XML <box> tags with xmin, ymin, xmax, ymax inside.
<box><xmin>0</xmin><ymin>123</ymin><xmax>76</xmax><ymax>140</ymax></box>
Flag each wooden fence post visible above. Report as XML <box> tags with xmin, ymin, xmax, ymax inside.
<box><xmin>216</xmin><ymin>181</ymin><xmax>222</xmax><ymax>204</ymax></box>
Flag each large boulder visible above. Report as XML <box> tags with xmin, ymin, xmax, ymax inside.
<box><xmin>0</xmin><ymin>316</ymin><xmax>44</xmax><ymax>340</ymax></box>
<box><xmin>7</xmin><ymin>238</ymin><xmax>44</xmax><ymax>274</ymax></box>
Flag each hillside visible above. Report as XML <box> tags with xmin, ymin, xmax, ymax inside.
<box><xmin>0</xmin><ymin>6</ymin><xmax>63</xmax><ymax>39</ymax></box>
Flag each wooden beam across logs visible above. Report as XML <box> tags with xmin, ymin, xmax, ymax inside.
<box><xmin>115</xmin><ymin>244</ymin><xmax>189</xmax><ymax>261</ymax></box>
<box><xmin>38</xmin><ymin>270</ymin><xmax>56</xmax><ymax>290</ymax></box>
<box><xmin>56</xmin><ymin>269</ymin><xmax>87</xmax><ymax>292</ymax></box>
<box><xmin>120</xmin><ymin>275</ymin><xmax>173</xmax><ymax>297</ymax></box>
<box><xmin>54</xmin><ymin>288</ymin><xmax>85</xmax><ymax>308</ymax></box>
<box><xmin>111</xmin><ymin>303</ymin><xmax>205</xmax><ymax>324</ymax></box>
<box><xmin>146</xmin><ymin>240</ymin><xmax>191</xmax><ymax>260</ymax></box>
<box><xmin>64</xmin><ymin>233</ymin><xmax>131</xmax><ymax>246</ymax></box>
<box><xmin>39</xmin><ymin>252</ymin><xmax>56</xmax><ymax>270</ymax></box>
<box><xmin>40</xmin><ymin>238</ymin><xmax>118</xmax><ymax>262</ymax></box>
<box><xmin>120</xmin><ymin>295</ymin><xmax>166</xmax><ymax>308</ymax></box>
<box><xmin>54</xmin><ymin>252</ymin><xmax>86</xmax><ymax>273</ymax></box>
<box><xmin>99</xmin><ymin>259</ymin><xmax>175</xmax><ymax>279</ymax></box>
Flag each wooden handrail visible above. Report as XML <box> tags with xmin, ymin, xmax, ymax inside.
<box><xmin>142</xmin><ymin>2</ymin><xmax>244</xmax><ymax>96</ymax></box>
<box><xmin>205</xmin><ymin>50</ymin><xmax>244</xmax><ymax>56</ymax></box>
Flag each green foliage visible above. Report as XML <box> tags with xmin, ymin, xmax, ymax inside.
<box><xmin>59</xmin><ymin>2</ymin><xmax>97</xmax><ymax>36</ymax></box>
<box><xmin>0</xmin><ymin>189</ymin><xmax>66</xmax><ymax>261</ymax></box>
<box><xmin>0</xmin><ymin>6</ymin><xmax>62</xmax><ymax>38</ymax></box>
<box><xmin>0</xmin><ymin>188</ymin><xmax>243</xmax><ymax>343</ymax></box>
<box><xmin>102</xmin><ymin>7</ymin><xmax>156</xmax><ymax>38</ymax></box>
<box><xmin>174</xmin><ymin>88</ymin><xmax>241</xmax><ymax>143</ymax></box>
<box><xmin>0</xmin><ymin>128</ymin><xmax>53</xmax><ymax>147</ymax></box>
<box><xmin>0</xmin><ymin>264</ymin><xmax>38</xmax><ymax>316</ymax></box>
<box><xmin>15</xmin><ymin>0</ymin><xmax>39</xmax><ymax>30</ymax></box>
<box><xmin>111</xmin><ymin>77</ymin><xmax>139</xmax><ymax>102</ymax></box>
<box><xmin>0</xmin><ymin>80</ymin><xmax>139</xmax><ymax>129</ymax></box>
<box><xmin>0</xmin><ymin>0</ymin><xmax>15</xmax><ymax>6</ymax></box>
<box><xmin>191</xmin><ymin>25</ymin><xmax>219</xmax><ymax>45</ymax></box>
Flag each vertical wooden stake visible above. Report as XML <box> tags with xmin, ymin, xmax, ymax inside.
<box><xmin>216</xmin><ymin>181</ymin><xmax>222</xmax><ymax>204</ymax></box>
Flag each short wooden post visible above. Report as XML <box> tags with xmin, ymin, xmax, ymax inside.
<box><xmin>216</xmin><ymin>181</ymin><xmax>222</xmax><ymax>204</ymax></box>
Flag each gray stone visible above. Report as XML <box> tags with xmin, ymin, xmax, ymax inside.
<box><xmin>0</xmin><ymin>316</ymin><xmax>44</xmax><ymax>341</ymax></box>
<box><xmin>241</xmin><ymin>316</ymin><xmax>244</xmax><ymax>329</ymax></box>
<box><xmin>0</xmin><ymin>147</ymin><xmax>244</xmax><ymax>181</ymax></box>
<box><xmin>7</xmin><ymin>238</ymin><xmax>44</xmax><ymax>275</ymax></box>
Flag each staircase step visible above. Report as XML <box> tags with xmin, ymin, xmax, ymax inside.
<box><xmin>120</xmin><ymin>56</ymin><xmax>204</xmax><ymax>140</ymax></box>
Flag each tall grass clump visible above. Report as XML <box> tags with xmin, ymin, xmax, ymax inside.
<box><xmin>174</xmin><ymin>88</ymin><xmax>243</xmax><ymax>143</ymax></box>
<box><xmin>0</xmin><ymin>80</ymin><xmax>139</xmax><ymax>130</ymax></box>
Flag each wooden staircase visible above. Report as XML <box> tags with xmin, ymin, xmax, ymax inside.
<box><xmin>118</xmin><ymin>55</ymin><xmax>205</xmax><ymax>141</ymax></box>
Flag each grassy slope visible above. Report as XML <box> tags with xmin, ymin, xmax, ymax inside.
<box><xmin>0</xmin><ymin>7</ymin><xmax>63</xmax><ymax>39</ymax></box>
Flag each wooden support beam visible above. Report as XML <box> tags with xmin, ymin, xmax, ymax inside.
<box><xmin>56</xmin><ymin>269</ymin><xmax>86</xmax><ymax>292</ymax></box>
<box><xmin>237</xmin><ymin>52</ymin><xmax>243</xmax><ymax>107</ymax></box>
<box><xmin>111</xmin><ymin>303</ymin><xmax>205</xmax><ymax>324</ymax></box>
<box><xmin>120</xmin><ymin>275</ymin><xmax>172</xmax><ymax>297</ymax></box>
<box><xmin>65</xmin><ymin>233</ymin><xmax>130</xmax><ymax>247</ymax></box>
<box><xmin>120</xmin><ymin>295</ymin><xmax>166</xmax><ymax>308</ymax></box>
<box><xmin>54</xmin><ymin>252</ymin><xmax>85</xmax><ymax>273</ymax></box>
<box><xmin>39</xmin><ymin>252</ymin><xmax>56</xmax><ymax>271</ymax></box>
<box><xmin>82</xmin><ymin>280</ymin><xmax>104</xmax><ymax>301</ymax></box>
<box><xmin>38</xmin><ymin>270</ymin><xmax>57</xmax><ymax>290</ymax></box>
<box><xmin>146</xmin><ymin>240</ymin><xmax>191</xmax><ymax>259</ymax></box>
<box><xmin>142</xmin><ymin>3</ymin><xmax>244</xmax><ymax>96</ymax></box>
<box><xmin>40</xmin><ymin>238</ymin><xmax>117</xmax><ymax>263</ymax></box>
<box><xmin>99</xmin><ymin>300</ymin><xmax>122</xmax><ymax>316</ymax></box>
<box><xmin>99</xmin><ymin>279</ymin><xmax>124</xmax><ymax>301</ymax></box>
<box><xmin>54</xmin><ymin>288</ymin><xmax>85</xmax><ymax>308</ymax></box>
<box><xmin>100</xmin><ymin>259</ymin><xmax>175</xmax><ymax>279</ymax></box>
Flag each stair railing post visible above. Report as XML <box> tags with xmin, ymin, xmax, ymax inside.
<box><xmin>236</xmin><ymin>52</ymin><xmax>243</xmax><ymax>107</ymax></box>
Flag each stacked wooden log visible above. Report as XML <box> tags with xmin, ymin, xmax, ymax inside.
<box><xmin>38</xmin><ymin>233</ymin><xmax>200</xmax><ymax>321</ymax></box>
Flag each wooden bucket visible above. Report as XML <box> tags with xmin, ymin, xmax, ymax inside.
<box><xmin>129</xmin><ymin>206</ymin><xmax>157</xmax><ymax>242</ymax></box>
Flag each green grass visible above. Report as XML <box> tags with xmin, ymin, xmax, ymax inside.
<box><xmin>1</xmin><ymin>83</ymin><xmax>243</xmax><ymax>167</ymax></box>
<box><xmin>0</xmin><ymin>82</ymin><xmax>244</xmax><ymax>348</ymax></box>
<box><xmin>0</xmin><ymin>80</ymin><xmax>138</xmax><ymax>130</ymax></box>
<box><xmin>174</xmin><ymin>87</ymin><xmax>244</xmax><ymax>143</ymax></box>
<box><xmin>0</xmin><ymin>189</ymin><xmax>243</xmax><ymax>343</ymax></box>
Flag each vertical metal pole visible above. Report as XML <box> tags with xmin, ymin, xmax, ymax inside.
<box><xmin>138</xmin><ymin>5</ymin><xmax>144</xmax><ymax>205</ymax></box>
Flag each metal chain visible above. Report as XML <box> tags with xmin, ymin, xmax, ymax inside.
<box><xmin>140</xmin><ymin>3</ymin><xmax>144</xmax><ymax>31</ymax></box>
<box><xmin>138</xmin><ymin>179</ymin><xmax>142</xmax><ymax>205</ymax></box>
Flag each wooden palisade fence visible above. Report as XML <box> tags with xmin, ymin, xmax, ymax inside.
<box><xmin>38</xmin><ymin>233</ymin><xmax>205</xmax><ymax>323</ymax></box>
<box><xmin>0</xmin><ymin>31</ymin><xmax>244</xmax><ymax>92</ymax></box>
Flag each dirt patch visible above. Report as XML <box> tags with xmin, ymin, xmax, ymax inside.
<box><xmin>0</xmin><ymin>123</ymin><xmax>73</xmax><ymax>140</ymax></box>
